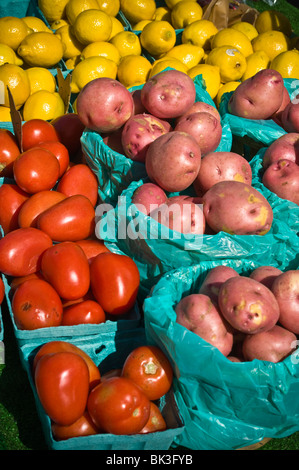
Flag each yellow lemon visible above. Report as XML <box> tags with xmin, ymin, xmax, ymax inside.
<box><xmin>0</xmin><ymin>106</ymin><xmax>12</xmax><ymax>121</ymax></box>
<box><xmin>252</xmin><ymin>30</ymin><xmax>290</xmax><ymax>61</ymax></box>
<box><xmin>72</xmin><ymin>9</ymin><xmax>112</xmax><ymax>45</ymax></box>
<box><xmin>241</xmin><ymin>50</ymin><xmax>270</xmax><ymax>81</ymax></box>
<box><xmin>255</xmin><ymin>10</ymin><xmax>292</xmax><ymax>37</ymax></box>
<box><xmin>0</xmin><ymin>44</ymin><xmax>23</xmax><ymax>66</ymax></box>
<box><xmin>215</xmin><ymin>80</ymin><xmax>240</xmax><ymax>108</ymax></box>
<box><xmin>109</xmin><ymin>16</ymin><xmax>125</xmax><ymax>39</ymax></box>
<box><xmin>231</xmin><ymin>21</ymin><xmax>259</xmax><ymax>41</ymax></box>
<box><xmin>117</xmin><ymin>54</ymin><xmax>152</xmax><ymax>87</ymax></box>
<box><xmin>38</xmin><ymin>0</ymin><xmax>69</xmax><ymax>22</ymax></box>
<box><xmin>120</xmin><ymin>0</ymin><xmax>156</xmax><ymax>25</ymax></box>
<box><xmin>23</xmin><ymin>90</ymin><xmax>65</xmax><ymax>121</ymax></box>
<box><xmin>0</xmin><ymin>16</ymin><xmax>30</xmax><ymax>51</ymax></box>
<box><xmin>153</xmin><ymin>6</ymin><xmax>171</xmax><ymax>22</ymax></box>
<box><xmin>165</xmin><ymin>0</ymin><xmax>197</xmax><ymax>8</ymax></box>
<box><xmin>171</xmin><ymin>1</ymin><xmax>203</xmax><ymax>30</ymax></box>
<box><xmin>132</xmin><ymin>20</ymin><xmax>153</xmax><ymax>31</ymax></box>
<box><xmin>206</xmin><ymin>46</ymin><xmax>247</xmax><ymax>83</ymax></box>
<box><xmin>65</xmin><ymin>55</ymin><xmax>81</xmax><ymax>69</ymax></box>
<box><xmin>27</xmin><ymin>67</ymin><xmax>57</xmax><ymax>94</ymax></box>
<box><xmin>140</xmin><ymin>20</ymin><xmax>176</xmax><ymax>58</ymax></box>
<box><xmin>51</xmin><ymin>19</ymin><xmax>70</xmax><ymax>30</ymax></box>
<box><xmin>17</xmin><ymin>32</ymin><xmax>64</xmax><ymax>68</ymax></box>
<box><xmin>55</xmin><ymin>24</ymin><xmax>84</xmax><ymax>60</ymax></box>
<box><xmin>211</xmin><ymin>28</ymin><xmax>253</xmax><ymax>57</ymax></box>
<box><xmin>110</xmin><ymin>31</ymin><xmax>142</xmax><ymax>57</ymax></box>
<box><xmin>181</xmin><ymin>19</ymin><xmax>218</xmax><ymax>50</ymax></box>
<box><xmin>96</xmin><ymin>0</ymin><xmax>120</xmax><ymax>17</ymax></box>
<box><xmin>0</xmin><ymin>63</ymin><xmax>30</xmax><ymax>108</ymax></box>
<box><xmin>65</xmin><ymin>0</ymin><xmax>101</xmax><ymax>24</ymax></box>
<box><xmin>149</xmin><ymin>57</ymin><xmax>188</xmax><ymax>77</ymax></box>
<box><xmin>164</xmin><ymin>44</ymin><xmax>205</xmax><ymax>69</ymax></box>
<box><xmin>22</xmin><ymin>16</ymin><xmax>53</xmax><ymax>34</ymax></box>
<box><xmin>80</xmin><ymin>41</ymin><xmax>121</xmax><ymax>64</ymax></box>
<box><xmin>70</xmin><ymin>56</ymin><xmax>117</xmax><ymax>93</ymax></box>
<box><xmin>187</xmin><ymin>63</ymin><xmax>221</xmax><ymax>99</ymax></box>
<box><xmin>270</xmin><ymin>50</ymin><xmax>299</xmax><ymax>79</ymax></box>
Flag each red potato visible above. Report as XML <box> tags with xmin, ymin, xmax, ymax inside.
<box><xmin>218</xmin><ymin>276</ymin><xmax>280</xmax><ymax>334</ymax></box>
<box><xmin>202</xmin><ymin>180</ymin><xmax>273</xmax><ymax>235</ymax></box>
<box><xmin>271</xmin><ymin>270</ymin><xmax>299</xmax><ymax>334</ymax></box>
<box><xmin>193</xmin><ymin>151</ymin><xmax>252</xmax><ymax>197</ymax></box>
<box><xmin>175</xmin><ymin>293</ymin><xmax>234</xmax><ymax>356</ymax></box>
<box><xmin>141</xmin><ymin>69</ymin><xmax>196</xmax><ymax>119</ymax></box>
<box><xmin>249</xmin><ymin>265</ymin><xmax>282</xmax><ymax>289</ymax></box>
<box><xmin>228</xmin><ymin>69</ymin><xmax>284</xmax><ymax>120</ymax></box>
<box><xmin>198</xmin><ymin>265</ymin><xmax>240</xmax><ymax>304</ymax></box>
<box><xmin>262</xmin><ymin>133</ymin><xmax>299</xmax><ymax>170</ymax></box>
<box><xmin>262</xmin><ymin>159</ymin><xmax>299</xmax><ymax>205</ymax></box>
<box><xmin>76</xmin><ymin>77</ymin><xmax>134</xmax><ymax>133</ymax></box>
<box><xmin>131</xmin><ymin>182</ymin><xmax>167</xmax><ymax>215</ymax></box>
<box><xmin>131</xmin><ymin>88</ymin><xmax>147</xmax><ymax>115</ymax></box>
<box><xmin>176</xmin><ymin>101</ymin><xmax>221</xmax><ymax>123</ymax></box>
<box><xmin>281</xmin><ymin>94</ymin><xmax>299</xmax><ymax>133</ymax></box>
<box><xmin>101</xmin><ymin>127</ymin><xmax>125</xmax><ymax>155</ymax></box>
<box><xmin>145</xmin><ymin>131</ymin><xmax>202</xmax><ymax>192</ymax></box>
<box><xmin>242</xmin><ymin>325</ymin><xmax>297</xmax><ymax>362</ymax></box>
<box><xmin>271</xmin><ymin>85</ymin><xmax>291</xmax><ymax>124</ymax></box>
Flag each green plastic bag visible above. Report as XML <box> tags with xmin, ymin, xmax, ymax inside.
<box><xmin>143</xmin><ymin>260</ymin><xmax>299</xmax><ymax>450</ymax></box>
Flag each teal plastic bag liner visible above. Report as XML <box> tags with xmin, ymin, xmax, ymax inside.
<box><xmin>143</xmin><ymin>260</ymin><xmax>299</xmax><ymax>450</ymax></box>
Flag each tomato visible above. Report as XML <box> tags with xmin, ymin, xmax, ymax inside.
<box><xmin>51</xmin><ymin>411</ymin><xmax>99</xmax><ymax>441</ymax></box>
<box><xmin>40</xmin><ymin>241</ymin><xmax>90</xmax><ymax>300</ymax></box>
<box><xmin>34</xmin><ymin>351</ymin><xmax>90</xmax><ymax>425</ymax></box>
<box><xmin>12</xmin><ymin>278</ymin><xmax>63</xmax><ymax>330</ymax></box>
<box><xmin>0</xmin><ymin>183</ymin><xmax>29</xmax><ymax>234</ymax></box>
<box><xmin>0</xmin><ymin>227</ymin><xmax>52</xmax><ymax>276</ymax></box>
<box><xmin>9</xmin><ymin>272</ymin><xmax>45</xmax><ymax>295</ymax></box>
<box><xmin>22</xmin><ymin>119</ymin><xmax>59</xmax><ymax>151</ymax></box>
<box><xmin>75</xmin><ymin>238</ymin><xmax>109</xmax><ymax>263</ymax></box>
<box><xmin>0</xmin><ymin>277</ymin><xmax>4</xmax><ymax>305</ymax></box>
<box><xmin>37</xmin><ymin>194</ymin><xmax>96</xmax><ymax>242</ymax></box>
<box><xmin>90</xmin><ymin>252</ymin><xmax>140</xmax><ymax>315</ymax></box>
<box><xmin>18</xmin><ymin>190</ymin><xmax>67</xmax><ymax>228</ymax></box>
<box><xmin>52</xmin><ymin>113</ymin><xmax>85</xmax><ymax>157</ymax></box>
<box><xmin>33</xmin><ymin>340</ymin><xmax>101</xmax><ymax>390</ymax></box>
<box><xmin>121</xmin><ymin>345</ymin><xmax>173</xmax><ymax>401</ymax></box>
<box><xmin>56</xmin><ymin>163</ymin><xmax>99</xmax><ymax>206</ymax></box>
<box><xmin>37</xmin><ymin>141</ymin><xmax>70</xmax><ymax>177</ymax></box>
<box><xmin>138</xmin><ymin>402</ymin><xmax>167</xmax><ymax>434</ymax></box>
<box><xmin>101</xmin><ymin>368</ymin><xmax>122</xmax><ymax>380</ymax></box>
<box><xmin>61</xmin><ymin>289</ymin><xmax>95</xmax><ymax>308</ymax></box>
<box><xmin>87</xmin><ymin>377</ymin><xmax>151</xmax><ymax>435</ymax></box>
<box><xmin>0</xmin><ymin>129</ymin><xmax>21</xmax><ymax>177</ymax></box>
<box><xmin>62</xmin><ymin>299</ymin><xmax>106</xmax><ymax>326</ymax></box>
<box><xmin>13</xmin><ymin>147</ymin><xmax>60</xmax><ymax>194</ymax></box>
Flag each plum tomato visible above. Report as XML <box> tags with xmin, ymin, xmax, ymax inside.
<box><xmin>75</xmin><ymin>238</ymin><xmax>109</xmax><ymax>263</ymax></box>
<box><xmin>9</xmin><ymin>272</ymin><xmax>45</xmax><ymax>295</ymax></box>
<box><xmin>138</xmin><ymin>402</ymin><xmax>167</xmax><ymax>434</ymax></box>
<box><xmin>22</xmin><ymin>119</ymin><xmax>59</xmax><ymax>151</ymax></box>
<box><xmin>87</xmin><ymin>377</ymin><xmax>151</xmax><ymax>434</ymax></box>
<box><xmin>52</xmin><ymin>113</ymin><xmax>85</xmax><ymax>157</ymax></box>
<box><xmin>18</xmin><ymin>190</ymin><xmax>67</xmax><ymax>228</ymax></box>
<box><xmin>121</xmin><ymin>345</ymin><xmax>173</xmax><ymax>401</ymax></box>
<box><xmin>0</xmin><ymin>183</ymin><xmax>29</xmax><ymax>234</ymax></box>
<box><xmin>34</xmin><ymin>351</ymin><xmax>90</xmax><ymax>426</ymax></box>
<box><xmin>0</xmin><ymin>277</ymin><xmax>4</xmax><ymax>305</ymax></box>
<box><xmin>37</xmin><ymin>140</ymin><xmax>70</xmax><ymax>177</ymax></box>
<box><xmin>12</xmin><ymin>278</ymin><xmax>63</xmax><ymax>330</ymax></box>
<box><xmin>51</xmin><ymin>411</ymin><xmax>100</xmax><ymax>441</ymax></box>
<box><xmin>0</xmin><ymin>129</ymin><xmax>21</xmax><ymax>178</ymax></box>
<box><xmin>56</xmin><ymin>163</ymin><xmax>99</xmax><ymax>206</ymax></box>
<box><xmin>62</xmin><ymin>299</ymin><xmax>106</xmax><ymax>326</ymax></box>
<box><xmin>90</xmin><ymin>252</ymin><xmax>140</xmax><ymax>316</ymax></box>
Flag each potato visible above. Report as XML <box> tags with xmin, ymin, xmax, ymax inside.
<box><xmin>131</xmin><ymin>182</ymin><xmax>167</xmax><ymax>215</ymax></box>
<box><xmin>249</xmin><ymin>265</ymin><xmax>282</xmax><ymax>289</ymax></box>
<box><xmin>218</xmin><ymin>276</ymin><xmax>280</xmax><ymax>334</ymax></box>
<box><xmin>175</xmin><ymin>293</ymin><xmax>234</xmax><ymax>356</ymax></box>
<box><xmin>202</xmin><ymin>181</ymin><xmax>273</xmax><ymax>235</ymax></box>
<box><xmin>101</xmin><ymin>127</ymin><xmax>124</xmax><ymax>154</ymax></box>
<box><xmin>271</xmin><ymin>85</ymin><xmax>291</xmax><ymax>125</ymax></box>
<box><xmin>281</xmin><ymin>94</ymin><xmax>299</xmax><ymax>133</ymax></box>
<box><xmin>262</xmin><ymin>159</ymin><xmax>299</xmax><ymax>205</ymax></box>
<box><xmin>242</xmin><ymin>325</ymin><xmax>297</xmax><ymax>362</ymax></box>
<box><xmin>193</xmin><ymin>151</ymin><xmax>252</xmax><ymax>196</ymax></box>
<box><xmin>228</xmin><ymin>69</ymin><xmax>284</xmax><ymax>120</ymax></box>
<box><xmin>262</xmin><ymin>133</ymin><xmax>299</xmax><ymax>170</ymax></box>
<box><xmin>130</xmin><ymin>88</ymin><xmax>147</xmax><ymax>115</ymax></box>
<box><xmin>271</xmin><ymin>270</ymin><xmax>299</xmax><ymax>334</ymax></box>
<box><xmin>176</xmin><ymin>100</ymin><xmax>221</xmax><ymax>123</ymax></box>
<box><xmin>198</xmin><ymin>265</ymin><xmax>240</xmax><ymax>304</ymax></box>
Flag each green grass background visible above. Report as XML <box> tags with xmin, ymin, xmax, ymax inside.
<box><xmin>0</xmin><ymin>0</ymin><xmax>299</xmax><ymax>452</ymax></box>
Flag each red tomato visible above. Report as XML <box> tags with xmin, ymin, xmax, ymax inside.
<box><xmin>13</xmin><ymin>147</ymin><xmax>60</xmax><ymax>194</ymax></box>
<box><xmin>87</xmin><ymin>377</ymin><xmax>151</xmax><ymax>434</ymax></box>
<box><xmin>90</xmin><ymin>252</ymin><xmax>140</xmax><ymax>315</ymax></box>
<box><xmin>40</xmin><ymin>241</ymin><xmax>90</xmax><ymax>300</ymax></box>
<box><xmin>51</xmin><ymin>411</ymin><xmax>100</xmax><ymax>441</ymax></box>
<box><xmin>37</xmin><ymin>194</ymin><xmax>96</xmax><ymax>242</ymax></box>
<box><xmin>121</xmin><ymin>345</ymin><xmax>173</xmax><ymax>401</ymax></box>
<box><xmin>56</xmin><ymin>163</ymin><xmax>99</xmax><ymax>206</ymax></box>
<box><xmin>12</xmin><ymin>278</ymin><xmax>63</xmax><ymax>330</ymax></box>
<box><xmin>62</xmin><ymin>299</ymin><xmax>106</xmax><ymax>326</ymax></box>
<box><xmin>22</xmin><ymin>119</ymin><xmax>59</xmax><ymax>151</ymax></box>
<box><xmin>9</xmin><ymin>272</ymin><xmax>45</xmax><ymax>295</ymax></box>
<box><xmin>139</xmin><ymin>402</ymin><xmax>167</xmax><ymax>434</ymax></box>
<box><xmin>0</xmin><ymin>129</ymin><xmax>21</xmax><ymax>177</ymax></box>
<box><xmin>0</xmin><ymin>277</ymin><xmax>4</xmax><ymax>305</ymax></box>
<box><xmin>37</xmin><ymin>140</ymin><xmax>70</xmax><ymax>177</ymax></box>
<box><xmin>34</xmin><ymin>351</ymin><xmax>90</xmax><ymax>425</ymax></box>
<box><xmin>18</xmin><ymin>190</ymin><xmax>67</xmax><ymax>228</ymax></box>
<box><xmin>0</xmin><ymin>183</ymin><xmax>29</xmax><ymax>234</ymax></box>
<box><xmin>0</xmin><ymin>227</ymin><xmax>52</xmax><ymax>276</ymax></box>
<box><xmin>52</xmin><ymin>113</ymin><xmax>85</xmax><ymax>157</ymax></box>
<box><xmin>75</xmin><ymin>238</ymin><xmax>109</xmax><ymax>263</ymax></box>
<box><xmin>61</xmin><ymin>289</ymin><xmax>95</xmax><ymax>308</ymax></box>
<box><xmin>101</xmin><ymin>368</ymin><xmax>122</xmax><ymax>380</ymax></box>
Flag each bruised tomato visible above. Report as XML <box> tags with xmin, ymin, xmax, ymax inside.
<box><xmin>75</xmin><ymin>239</ymin><xmax>109</xmax><ymax>263</ymax></box>
<box><xmin>62</xmin><ymin>300</ymin><xmax>106</xmax><ymax>326</ymax></box>
<box><xmin>51</xmin><ymin>411</ymin><xmax>99</xmax><ymax>441</ymax></box>
<box><xmin>52</xmin><ymin>113</ymin><xmax>85</xmax><ymax>157</ymax></box>
<box><xmin>18</xmin><ymin>190</ymin><xmax>67</xmax><ymax>228</ymax></box>
<box><xmin>22</xmin><ymin>119</ymin><xmax>58</xmax><ymax>151</ymax></box>
<box><xmin>139</xmin><ymin>402</ymin><xmax>167</xmax><ymax>434</ymax></box>
<box><xmin>0</xmin><ymin>129</ymin><xmax>21</xmax><ymax>177</ymax></box>
<box><xmin>0</xmin><ymin>183</ymin><xmax>29</xmax><ymax>234</ymax></box>
<box><xmin>37</xmin><ymin>141</ymin><xmax>70</xmax><ymax>177</ymax></box>
<box><xmin>56</xmin><ymin>163</ymin><xmax>99</xmax><ymax>207</ymax></box>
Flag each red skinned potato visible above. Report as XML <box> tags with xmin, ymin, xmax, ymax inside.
<box><xmin>271</xmin><ymin>85</ymin><xmax>291</xmax><ymax>124</ymax></box>
<box><xmin>198</xmin><ymin>265</ymin><xmax>240</xmax><ymax>304</ymax></box>
<box><xmin>218</xmin><ymin>276</ymin><xmax>280</xmax><ymax>334</ymax></box>
<box><xmin>249</xmin><ymin>265</ymin><xmax>282</xmax><ymax>289</ymax></box>
<box><xmin>131</xmin><ymin>88</ymin><xmax>147</xmax><ymax>115</ymax></box>
<box><xmin>193</xmin><ymin>151</ymin><xmax>252</xmax><ymax>196</ymax></box>
<box><xmin>175</xmin><ymin>293</ymin><xmax>234</xmax><ymax>356</ymax></box>
<box><xmin>281</xmin><ymin>94</ymin><xmax>299</xmax><ymax>133</ymax></box>
<box><xmin>271</xmin><ymin>270</ymin><xmax>299</xmax><ymax>334</ymax></box>
<box><xmin>145</xmin><ymin>131</ymin><xmax>202</xmax><ymax>192</ymax></box>
<box><xmin>262</xmin><ymin>133</ymin><xmax>299</xmax><ymax>169</ymax></box>
<box><xmin>262</xmin><ymin>159</ymin><xmax>299</xmax><ymax>205</ymax></box>
<box><xmin>101</xmin><ymin>127</ymin><xmax>125</xmax><ymax>154</ymax></box>
<box><xmin>242</xmin><ymin>325</ymin><xmax>297</xmax><ymax>362</ymax></box>
<box><xmin>228</xmin><ymin>69</ymin><xmax>284</xmax><ymax>119</ymax></box>
<box><xmin>141</xmin><ymin>69</ymin><xmax>196</xmax><ymax>119</ymax></box>
<box><xmin>131</xmin><ymin>183</ymin><xmax>167</xmax><ymax>215</ymax></box>
<box><xmin>202</xmin><ymin>181</ymin><xmax>273</xmax><ymax>235</ymax></box>
<box><xmin>176</xmin><ymin>101</ymin><xmax>221</xmax><ymax>123</ymax></box>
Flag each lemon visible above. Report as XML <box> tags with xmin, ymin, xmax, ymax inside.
<box><xmin>23</xmin><ymin>90</ymin><xmax>65</xmax><ymax>121</ymax></box>
<box><xmin>0</xmin><ymin>16</ymin><xmax>30</xmax><ymax>51</ymax></box>
<box><xmin>70</xmin><ymin>56</ymin><xmax>118</xmax><ymax>93</ymax></box>
<box><xmin>206</xmin><ymin>46</ymin><xmax>247</xmax><ymax>83</ymax></box>
<box><xmin>252</xmin><ymin>30</ymin><xmax>290</xmax><ymax>61</ymax></box>
<box><xmin>149</xmin><ymin>57</ymin><xmax>188</xmax><ymax>77</ymax></box>
<box><xmin>255</xmin><ymin>10</ymin><xmax>292</xmax><ymax>37</ymax></box>
<box><xmin>110</xmin><ymin>31</ymin><xmax>142</xmax><ymax>57</ymax></box>
<box><xmin>73</xmin><ymin>9</ymin><xmax>112</xmax><ymax>46</ymax></box>
<box><xmin>270</xmin><ymin>50</ymin><xmax>299</xmax><ymax>79</ymax></box>
<box><xmin>17</xmin><ymin>32</ymin><xmax>64</xmax><ymax>68</ymax></box>
<box><xmin>181</xmin><ymin>19</ymin><xmax>218</xmax><ymax>50</ymax></box>
<box><xmin>65</xmin><ymin>55</ymin><xmax>82</xmax><ymax>69</ymax></box>
<box><xmin>38</xmin><ymin>0</ymin><xmax>69</xmax><ymax>22</ymax></box>
<box><xmin>0</xmin><ymin>106</ymin><xmax>12</xmax><ymax>121</ymax></box>
<box><xmin>109</xmin><ymin>16</ymin><xmax>125</xmax><ymax>39</ymax></box>
<box><xmin>153</xmin><ymin>6</ymin><xmax>171</xmax><ymax>22</ymax></box>
<box><xmin>80</xmin><ymin>41</ymin><xmax>121</xmax><ymax>64</ymax></box>
<box><xmin>51</xmin><ymin>19</ymin><xmax>70</xmax><ymax>30</ymax></box>
<box><xmin>22</xmin><ymin>16</ymin><xmax>53</xmax><ymax>34</ymax></box>
<box><xmin>0</xmin><ymin>44</ymin><xmax>23</xmax><ymax>66</ymax></box>
<box><xmin>171</xmin><ymin>1</ymin><xmax>203</xmax><ymax>30</ymax></box>
<box><xmin>231</xmin><ymin>21</ymin><xmax>259</xmax><ymax>41</ymax></box>
<box><xmin>165</xmin><ymin>0</ymin><xmax>197</xmax><ymax>8</ymax></box>
<box><xmin>55</xmin><ymin>24</ymin><xmax>84</xmax><ymax>60</ymax></box>
<box><xmin>65</xmin><ymin>0</ymin><xmax>101</xmax><ymax>24</ymax></box>
<box><xmin>215</xmin><ymin>80</ymin><xmax>240</xmax><ymax>108</ymax></box>
<box><xmin>0</xmin><ymin>63</ymin><xmax>30</xmax><ymax>108</ymax></box>
<box><xmin>120</xmin><ymin>0</ymin><xmax>156</xmax><ymax>25</ymax></box>
<box><xmin>187</xmin><ymin>63</ymin><xmax>221</xmax><ymax>99</ymax></box>
<box><xmin>211</xmin><ymin>27</ymin><xmax>253</xmax><ymax>57</ymax></box>
<box><xmin>132</xmin><ymin>20</ymin><xmax>153</xmax><ymax>31</ymax></box>
<box><xmin>140</xmin><ymin>20</ymin><xmax>176</xmax><ymax>58</ymax></box>
<box><xmin>96</xmin><ymin>0</ymin><xmax>120</xmax><ymax>17</ymax></box>
<box><xmin>241</xmin><ymin>50</ymin><xmax>270</xmax><ymax>81</ymax></box>
<box><xmin>117</xmin><ymin>54</ymin><xmax>152</xmax><ymax>87</ymax></box>
<box><xmin>27</xmin><ymin>67</ymin><xmax>57</xmax><ymax>94</ymax></box>
<box><xmin>164</xmin><ymin>44</ymin><xmax>205</xmax><ymax>69</ymax></box>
